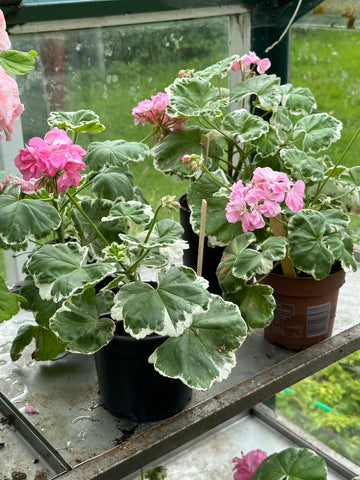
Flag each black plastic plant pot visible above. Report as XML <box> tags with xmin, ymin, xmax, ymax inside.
<box><xmin>178</xmin><ymin>193</ymin><xmax>224</xmax><ymax>295</ymax></box>
<box><xmin>94</xmin><ymin>328</ymin><xmax>192</xmax><ymax>422</ymax></box>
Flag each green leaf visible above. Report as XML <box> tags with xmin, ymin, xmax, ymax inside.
<box><xmin>26</xmin><ymin>242</ymin><xmax>117</xmax><ymax>302</ymax></box>
<box><xmin>270</xmin><ymin>106</ymin><xmax>293</xmax><ymax>131</ymax></box>
<box><xmin>282</xmin><ymin>86</ymin><xmax>317</xmax><ymax>115</ymax></box>
<box><xmin>288</xmin><ymin>210</ymin><xmax>334</xmax><ymax>279</ymax></box>
<box><xmin>153</xmin><ymin>127</ymin><xmax>207</xmax><ymax>180</ymax></box>
<box><xmin>222</xmin><ymin>109</ymin><xmax>269</xmax><ymax>142</ymax></box>
<box><xmin>0</xmin><ymin>195</ymin><xmax>61</xmax><ymax>247</ymax></box>
<box><xmin>111</xmin><ymin>265</ymin><xmax>210</xmax><ymax>339</ymax></box>
<box><xmin>216</xmin><ymin>233</ymin><xmax>256</xmax><ymax>293</ymax></box>
<box><xmin>105</xmin><ymin>200</ymin><xmax>153</xmax><ymax>226</ymax></box>
<box><xmin>195</xmin><ymin>55</ymin><xmax>237</xmax><ymax>80</ymax></box>
<box><xmin>19</xmin><ymin>275</ymin><xmax>62</xmax><ymax>326</ymax></box>
<box><xmin>50</xmin><ymin>289</ymin><xmax>115</xmax><ymax>354</ymax></box>
<box><xmin>0</xmin><ymin>49</ymin><xmax>36</xmax><ymax>75</ymax></box>
<box><xmin>252</xmin><ymin>448</ymin><xmax>327</xmax><ymax>480</ymax></box>
<box><xmin>187</xmin><ymin>169</ymin><xmax>244</xmax><ymax>245</ymax></box>
<box><xmin>339</xmin><ymin>165</ymin><xmax>360</xmax><ymax>187</ymax></box>
<box><xmin>224</xmin><ymin>283</ymin><xmax>275</xmax><ymax>329</ymax></box>
<box><xmin>143</xmin><ymin>466</ymin><xmax>168</xmax><ymax>480</ymax></box>
<box><xmin>85</xmin><ymin>140</ymin><xmax>149</xmax><ymax>172</ymax></box>
<box><xmin>252</xmin><ymin>125</ymin><xmax>283</xmax><ymax>158</ymax></box>
<box><xmin>280</xmin><ymin>148</ymin><xmax>327</xmax><ymax>181</ymax></box>
<box><xmin>325</xmin><ymin>232</ymin><xmax>357</xmax><ymax>272</ymax></box>
<box><xmin>166</xmin><ymin>77</ymin><xmax>227</xmax><ymax>118</ymax></box>
<box><xmin>230</xmin><ymin>74</ymin><xmax>280</xmax><ymax>104</ymax></box>
<box><xmin>0</xmin><ymin>276</ymin><xmax>21</xmax><ymax>322</ymax></box>
<box><xmin>47</xmin><ymin>110</ymin><xmax>105</xmax><ymax>134</ymax></box>
<box><xmin>70</xmin><ymin>198</ymin><xmax>127</xmax><ymax>258</ymax></box>
<box><xmin>293</xmin><ymin>113</ymin><xmax>342</xmax><ymax>153</ymax></box>
<box><xmin>10</xmin><ymin>324</ymin><xmax>66</xmax><ymax>361</ymax></box>
<box><xmin>231</xmin><ymin>235</ymin><xmax>287</xmax><ymax>281</ymax></box>
<box><xmin>92</xmin><ymin>167</ymin><xmax>134</xmax><ymax>201</ymax></box>
<box><xmin>149</xmin><ymin>295</ymin><xmax>247</xmax><ymax>390</ymax></box>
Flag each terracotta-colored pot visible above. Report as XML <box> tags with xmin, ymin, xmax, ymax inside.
<box><xmin>263</xmin><ymin>268</ymin><xmax>345</xmax><ymax>350</ymax></box>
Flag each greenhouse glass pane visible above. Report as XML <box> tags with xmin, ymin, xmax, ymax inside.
<box><xmin>11</xmin><ymin>17</ymin><xmax>229</xmax><ymax>144</ymax></box>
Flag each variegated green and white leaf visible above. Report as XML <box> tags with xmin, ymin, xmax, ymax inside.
<box><xmin>0</xmin><ymin>195</ymin><xmax>61</xmax><ymax>247</ymax></box>
<box><xmin>293</xmin><ymin>113</ymin><xmax>342</xmax><ymax>153</ymax></box>
<box><xmin>71</xmin><ymin>198</ymin><xmax>127</xmax><ymax>258</ymax></box>
<box><xmin>166</xmin><ymin>77</ymin><xmax>227</xmax><ymax>118</ymax></box>
<box><xmin>232</xmin><ymin>236</ymin><xmax>287</xmax><ymax>281</ymax></box>
<box><xmin>222</xmin><ymin>109</ymin><xmax>269</xmax><ymax>142</ymax></box>
<box><xmin>282</xmin><ymin>86</ymin><xmax>317</xmax><ymax>115</ymax></box>
<box><xmin>252</xmin><ymin>448</ymin><xmax>327</xmax><ymax>480</ymax></box>
<box><xmin>47</xmin><ymin>109</ymin><xmax>105</xmax><ymax>134</ymax></box>
<box><xmin>270</xmin><ymin>106</ymin><xmax>293</xmax><ymax>131</ymax></box>
<box><xmin>194</xmin><ymin>55</ymin><xmax>238</xmax><ymax>80</ymax></box>
<box><xmin>217</xmin><ymin>233</ymin><xmax>257</xmax><ymax>293</ymax></box>
<box><xmin>111</xmin><ymin>265</ymin><xmax>210</xmax><ymax>339</ymax></box>
<box><xmin>223</xmin><ymin>283</ymin><xmax>275</xmax><ymax>329</ymax></box>
<box><xmin>92</xmin><ymin>167</ymin><xmax>134</xmax><ymax>202</ymax></box>
<box><xmin>104</xmin><ymin>200</ymin><xmax>153</xmax><ymax>226</ymax></box>
<box><xmin>149</xmin><ymin>295</ymin><xmax>247</xmax><ymax>390</ymax></box>
<box><xmin>288</xmin><ymin>210</ymin><xmax>334</xmax><ymax>279</ymax></box>
<box><xmin>252</xmin><ymin>125</ymin><xmax>282</xmax><ymax>158</ymax></box>
<box><xmin>153</xmin><ymin>127</ymin><xmax>207</xmax><ymax>180</ymax></box>
<box><xmin>187</xmin><ymin>169</ymin><xmax>244</xmax><ymax>245</ymax></box>
<box><xmin>26</xmin><ymin>242</ymin><xmax>117</xmax><ymax>302</ymax></box>
<box><xmin>85</xmin><ymin>140</ymin><xmax>149</xmax><ymax>172</ymax></box>
<box><xmin>230</xmin><ymin>74</ymin><xmax>280</xmax><ymax>104</ymax></box>
<box><xmin>50</xmin><ymin>289</ymin><xmax>115</xmax><ymax>354</ymax></box>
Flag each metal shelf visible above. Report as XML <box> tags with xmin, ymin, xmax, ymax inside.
<box><xmin>1</xmin><ymin>269</ymin><xmax>359</xmax><ymax>479</ymax></box>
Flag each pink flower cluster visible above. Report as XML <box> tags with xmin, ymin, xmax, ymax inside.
<box><xmin>132</xmin><ymin>92</ymin><xmax>187</xmax><ymax>139</ymax></box>
<box><xmin>231</xmin><ymin>51</ymin><xmax>271</xmax><ymax>76</ymax></box>
<box><xmin>14</xmin><ymin>127</ymin><xmax>86</xmax><ymax>193</ymax></box>
<box><xmin>226</xmin><ymin>167</ymin><xmax>305</xmax><ymax>233</ymax></box>
<box><xmin>232</xmin><ymin>449</ymin><xmax>267</xmax><ymax>480</ymax></box>
<box><xmin>0</xmin><ymin>10</ymin><xmax>24</xmax><ymax>141</ymax></box>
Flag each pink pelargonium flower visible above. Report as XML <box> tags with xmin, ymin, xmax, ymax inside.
<box><xmin>0</xmin><ymin>66</ymin><xmax>24</xmax><ymax>141</ymax></box>
<box><xmin>15</xmin><ymin>128</ymin><xmax>86</xmax><ymax>192</ymax></box>
<box><xmin>57</xmin><ymin>158</ymin><xmax>85</xmax><ymax>193</ymax></box>
<box><xmin>0</xmin><ymin>173</ymin><xmax>37</xmax><ymax>194</ymax></box>
<box><xmin>132</xmin><ymin>92</ymin><xmax>187</xmax><ymax>136</ymax></box>
<box><xmin>231</xmin><ymin>52</ymin><xmax>271</xmax><ymax>77</ymax></box>
<box><xmin>226</xmin><ymin>167</ymin><xmax>305</xmax><ymax>233</ymax></box>
<box><xmin>0</xmin><ymin>10</ymin><xmax>11</xmax><ymax>52</ymax></box>
<box><xmin>285</xmin><ymin>179</ymin><xmax>305</xmax><ymax>212</ymax></box>
<box><xmin>232</xmin><ymin>450</ymin><xmax>267</xmax><ymax>480</ymax></box>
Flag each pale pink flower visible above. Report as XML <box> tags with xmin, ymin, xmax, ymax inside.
<box><xmin>259</xmin><ymin>199</ymin><xmax>282</xmax><ymax>218</ymax></box>
<box><xmin>0</xmin><ymin>66</ymin><xmax>24</xmax><ymax>141</ymax></box>
<box><xmin>232</xmin><ymin>450</ymin><xmax>267</xmax><ymax>480</ymax></box>
<box><xmin>44</xmin><ymin>126</ymin><xmax>73</xmax><ymax>146</ymax></box>
<box><xmin>241</xmin><ymin>51</ymin><xmax>260</xmax><ymax>66</ymax></box>
<box><xmin>24</xmin><ymin>405</ymin><xmax>39</xmax><ymax>414</ymax></box>
<box><xmin>57</xmin><ymin>158</ymin><xmax>85</xmax><ymax>193</ymax></box>
<box><xmin>231</xmin><ymin>60</ymin><xmax>242</xmax><ymax>72</ymax></box>
<box><xmin>257</xmin><ymin>58</ymin><xmax>271</xmax><ymax>74</ymax></box>
<box><xmin>242</xmin><ymin>209</ymin><xmax>266</xmax><ymax>232</ymax></box>
<box><xmin>0</xmin><ymin>10</ymin><xmax>11</xmax><ymax>52</ymax></box>
<box><xmin>132</xmin><ymin>92</ymin><xmax>187</xmax><ymax>139</ymax></box>
<box><xmin>285</xmin><ymin>179</ymin><xmax>305</xmax><ymax>212</ymax></box>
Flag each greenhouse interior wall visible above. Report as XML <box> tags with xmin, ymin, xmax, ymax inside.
<box><xmin>0</xmin><ymin>1</ymin><xmax>359</xmax><ymax>479</ymax></box>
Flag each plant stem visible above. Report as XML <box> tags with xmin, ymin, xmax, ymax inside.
<box><xmin>66</xmin><ymin>191</ymin><xmax>109</xmax><ymax>246</ymax></box>
<box><xmin>201</xmin><ymin>164</ymin><xmax>232</xmax><ymax>191</ymax></box>
<box><xmin>312</xmin><ymin>126</ymin><xmax>360</xmax><ymax>205</ymax></box>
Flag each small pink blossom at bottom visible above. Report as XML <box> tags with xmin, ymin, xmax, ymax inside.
<box><xmin>232</xmin><ymin>449</ymin><xmax>267</xmax><ymax>480</ymax></box>
<box><xmin>25</xmin><ymin>405</ymin><xmax>39</xmax><ymax>414</ymax></box>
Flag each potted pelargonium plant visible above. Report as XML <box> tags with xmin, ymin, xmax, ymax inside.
<box><xmin>133</xmin><ymin>51</ymin><xmax>360</xmax><ymax>350</ymax></box>
<box><xmin>0</xmin><ymin>12</ymin><xmax>248</xmax><ymax>422</ymax></box>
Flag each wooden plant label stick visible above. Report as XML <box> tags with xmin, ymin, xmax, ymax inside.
<box><xmin>197</xmin><ymin>199</ymin><xmax>207</xmax><ymax>276</ymax></box>
<box><xmin>270</xmin><ymin>214</ymin><xmax>296</xmax><ymax>277</ymax></box>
